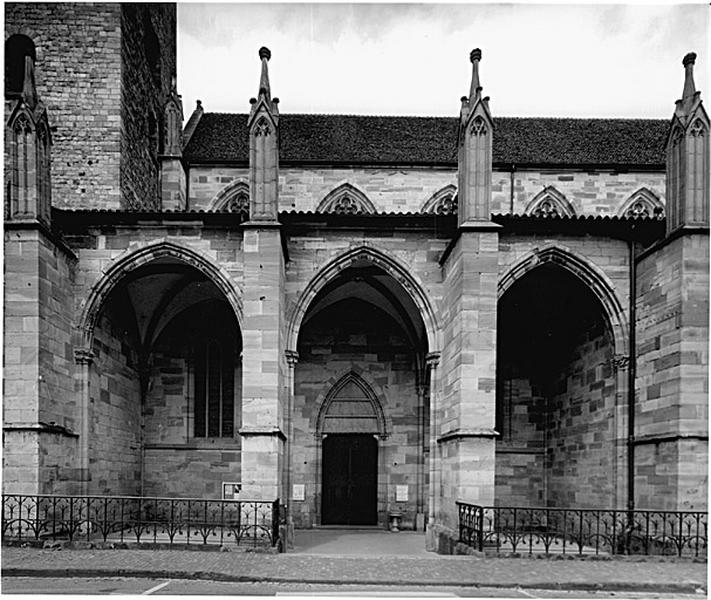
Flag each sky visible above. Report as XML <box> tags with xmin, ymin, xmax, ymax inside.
<box><xmin>177</xmin><ymin>3</ymin><xmax>710</xmax><ymax>119</ymax></box>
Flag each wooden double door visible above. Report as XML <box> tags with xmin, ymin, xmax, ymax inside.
<box><xmin>321</xmin><ymin>434</ymin><xmax>378</xmax><ymax>525</ymax></box>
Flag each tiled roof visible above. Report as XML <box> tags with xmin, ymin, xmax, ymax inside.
<box><xmin>183</xmin><ymin>113</ymin><xmax>669</xmax><ymax>168</ymax></box>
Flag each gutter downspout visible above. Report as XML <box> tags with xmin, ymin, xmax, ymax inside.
<box><xmin>627</xmin><ymin>237</ymin><xmax>637</xmax><ymax>512</ymax></box>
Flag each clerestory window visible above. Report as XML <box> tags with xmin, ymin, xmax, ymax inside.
<box><xmin>193</xmin><ymin>338</ymin><xmax>235</xmax><ymax>438</ymax></box>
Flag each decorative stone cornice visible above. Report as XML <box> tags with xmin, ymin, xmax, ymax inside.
<box><xmin>73</xmin><ymin>347</ymin><xmax>95</xmax><ymax>365</ymax></box>
<box><xmin>437</xmin><ymin>428</ymin><xmax>499</xmax><ymax>443</ymax></box>
<box><xmin>238</xmin><ymin>426</ymin><xmax>286</xmax><ymax>441</ymax></box>
<box><xmin>3</xmin><ymin>422</ymin><xmax>78</xmax><ymax>438</ymax></box>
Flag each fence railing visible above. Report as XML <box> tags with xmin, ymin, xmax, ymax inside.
<box><xmin>457</xmin><ymin>502</ymin><xmax>707</xmax><ymax>558</ymax></box>
<box><xmin>2</xmin><ymin>494</ymin><xmax>282</xmax><ymax>551</ymax></box>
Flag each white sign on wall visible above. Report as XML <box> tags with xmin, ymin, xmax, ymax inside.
<box><xmin>222</xmin><ymin>482</ymin><xmax>241</xmax><ymax>500</ymax></box>
<box><xmin>292</xmin><ymin>484</ymin><xmax>305</xmax><ymax>501</ymax></box>
<box><xmin>396</xmin><ymin>485</ymin><xmax>409</xmax><ymax>502</ymax></box>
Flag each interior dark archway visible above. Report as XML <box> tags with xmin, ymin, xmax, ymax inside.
<box><xmin>89</xmin><ymin>257</ymin><xmax>243</xmax><ymax>498</ymax></box>
<box><xmin>495</xmin><ymin>262</ymin><xmax>617</xmax><ymax>508</ymax></box>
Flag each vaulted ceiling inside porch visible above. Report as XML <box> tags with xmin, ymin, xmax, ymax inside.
<box><xmin>300</xmin><ymin>260</ymin><xmax>427</xmax><ymax>351</ymax></box>
<box><xmin>104</xmin><ymin>258</ymin><xmax>233</xmax><ymax>351</ymax></box>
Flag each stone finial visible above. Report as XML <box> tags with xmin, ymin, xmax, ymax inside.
<box><xmin>469</xmin><ymin>48</ymin><xmax>483</xmax><ymax>102</ymax></box>
<box><xmin>682</xmin><ymin>51</ymin><xmax>697</xmax><ymax>105</ymax></box>
<box><xmin>258</xmin><ymin>46</ymin><xmax>272</xmax><ymax>101</ymax></box>
<box><xmin>196</xmin><ymin>99</ymin><xmax>202</xmax><ymax>108</ymax></box>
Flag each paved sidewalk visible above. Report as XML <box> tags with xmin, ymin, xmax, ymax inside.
<box><xmin>1</xmin><ymin>547</ymin><xmax>707</xmax><ymax>593</ymax></box>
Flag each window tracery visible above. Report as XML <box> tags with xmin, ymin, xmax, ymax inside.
<box><xmin>618</xmin><ymin>188</ymin><xmax>664</xmax><ymax>220</ymax></box>
<box><xmin>524</xmin><ymin>187</ymin><xmax>575</xmax><ymax>218</ymax></box>
<box><xmin>317</xmin><ymin>183</ymin><xmax>376</xmax><ymax>214</ymax></box>
<box><xmin>470</xmin><ymin>116</ymin><xmax>487</xmax><ymax>137</ymax></box>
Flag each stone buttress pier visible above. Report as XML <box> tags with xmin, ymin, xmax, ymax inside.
<box><xmin>239</xmin><ymin>47</ymin><xmax>288</xmax><ymax>501</ymax></box>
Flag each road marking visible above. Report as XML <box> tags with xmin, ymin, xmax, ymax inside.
<box><xmin>516</xmin><ymin>588</ymin><xmax>539</xmax><ymax>599</ymax></box>
<box><xmin>141</xmin><ymin>580</ymin><xmax>171</xmax><ymax>595</ymax></box>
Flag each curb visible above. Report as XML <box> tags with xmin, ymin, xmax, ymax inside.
<box><xmin>2</xmin><ymin>568</ymin><xmax>706</xmax><ymax>594</ymax></box>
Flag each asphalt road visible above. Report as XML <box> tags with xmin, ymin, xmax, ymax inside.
<box><xmin>1</xmin><ymin>577</ymin><xmax>705</xmax><ymax>598</ymax></box>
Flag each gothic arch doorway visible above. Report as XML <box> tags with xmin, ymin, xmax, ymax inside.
<box><xmin>319</xmin><ymin>373</ymin><xmax>384</xmax><ymax>525</ymax></box>
<box><xmin>290</xmin><ymin>250</ymin><xmax>431</xmax><ymax>530</ymax></box>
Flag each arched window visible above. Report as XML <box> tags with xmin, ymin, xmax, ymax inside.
<box><xmin>193</xmin><ymin>338</ymin><xmax>235</xmax><ymax>438</ymax></box>
<box><xmin>5</xmin><ymin>35</ymin><xmax>36</xmax><ymax>98</ymax></box>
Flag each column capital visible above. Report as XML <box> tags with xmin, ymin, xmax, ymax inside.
<box><xmin>285</xmin><ymin>350</ymin><xmax>299</xmax><ymax>366</ymax></box>
<box><xmin>426</xmin><ymin>352</ymin><xmax>441</xmax><ymax>368</ymax></box>
<box><xmin>611</xmin><ymin>354</ymin><xmax>630</xmax><ymax>371</ymax></box>
<box><xmin>73</xmin><ymin>347</ymin><xmax>95</xmax><ymax>365</ymax></box>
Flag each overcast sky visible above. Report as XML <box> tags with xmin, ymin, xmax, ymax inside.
<box><xmin>177</xmin><ymin>3</ymin><xmax>710</xmax><ymax>119</ymax></box>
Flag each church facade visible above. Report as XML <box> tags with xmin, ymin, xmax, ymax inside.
<box><xmin>4</xmin><ymin>4</ymin><xmax>708</xmax><ymax>549</ymax></box>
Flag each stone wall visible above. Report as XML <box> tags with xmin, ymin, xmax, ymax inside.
<box><xmin>5</xmin><ymin>3</ymin><xmax>123</xmax><ymax>209</ymax></box>
<box><xmin>3</xmin><ymin>226</ymin><xmax>79</xmax><ymax>494</ymax></box>
<box><xmin>546</xmin><ymin>323</ymin><xmax>616</xmax><ymax>508</ymax></box>
<box><xmin>142</xmin><ymin>302</ymin><xmax>242</xmax><ymax>499</ymax></box>
<box><xmin>494</xmin><ymin>377</ymin><xmax>546</xmax><ymax>506</ymax></box>
<box><xmin>89</xmin><ymin>299</ymin><xmax>142</xmax><ymax>495</ymax></box>
<box><xmin>188</xmin><ymin>166</ymin><xmax>665</xmax><ymax>217</ymax></box>
<box><xmin>635</xmin><ymin>233</ymin><xmax>709</xmax><ymax>510</ymax></box>
<box><xmin>120</xmin><ymin>4</ymin><xmax>176</xmax><ymax>210</ymax></box>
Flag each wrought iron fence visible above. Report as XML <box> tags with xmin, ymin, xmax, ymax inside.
<box><xmin>457</xmin><ymin>502</ymin><xmax>707</xmax><ymax>558</ymax></box>
<box><xmin>2</xmin><ymin>494</ymin><xmax>282</xmax><ymax>550</ymax></box>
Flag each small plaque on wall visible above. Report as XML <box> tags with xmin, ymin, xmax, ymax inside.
<box><xmin>396</xmin><ymin>485</ymin><xmax>408</xmax><ymax>502</ymax></box>
<box><xmin>222</xmin><ymin>482</ymin><xmax>241</xmax><ymax>500</ymax></box>
<box><xmin>293</xmin><ymin>484</ymin><xmax>305</xmax><ymax>501</ymax></box>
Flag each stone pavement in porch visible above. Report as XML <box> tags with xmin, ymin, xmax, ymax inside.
<box><xmin>292</xmin><ymin>529</ymin><xmax>434</xmax><ymax>556</ymax></box>
<box><xmin>1</xmin><ymin>545</ymin><xmax>706</xmax><ymax>593</ymax></box>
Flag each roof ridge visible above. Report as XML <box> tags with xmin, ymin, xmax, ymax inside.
<box><xmin>200</xmin><ymin>112</ymin><xmax>668</xmax><ymax>123</ymax></box>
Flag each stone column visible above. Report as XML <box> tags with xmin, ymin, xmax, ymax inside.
<box><xmin>611</xmin><ymin>353</ymin><xmax>630</xmax><ymax>509</ymax></box>
<box><xmin>425</xmin><ymin>351</ymin><xmax>440</xmax><ymax>550</ymax></box>
<box><xmin>284</xmin><ymin>349</ymin><xmax>298</xmax><ymax>548</ymax></box>
<box><xmin>73</xmin><ymin>348</ymin><xmax>94</xmax><ymax>495</ymax></box>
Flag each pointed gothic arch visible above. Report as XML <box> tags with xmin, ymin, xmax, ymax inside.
<box><xmin>77</xmin><ymin>240</ymin><xmax>243</xmax><ymax>349</ymax></box>
<box><xmin>421</xmin><ymin>185</ymin><xmax>458</xmax><ymax>215</ymax></box>
<box><xmin>315</xmin><ymin>370</ymin><xmax>388</xmax><ymax>437</ymax></box>
<box><xmin>208</xmin><ymin>179</ymin><xmax>249</xmax><ymax>213</ymax></box>
<box><xmin>498</xmin><ymin>245</ymin><xmax>628</xmax><ymax>355</ymax></box>
<box><xmin>524</xmin><ymin>186</ymin><xmax>576</xmax><ymax>218</ymax></box>
<box><xmin>316</xmin><ymin>183</ymin><xmax>376</xmax><ymax>215</ymax></box>
<box><xmin>286</xmin><ymin>243</ymin><xmax>440</xmax><ymax>353</ymax></box>
<box><xmin>617</xmin><ymin>187</ymin><xmax>665</xmax><ymax>219</ymax></box>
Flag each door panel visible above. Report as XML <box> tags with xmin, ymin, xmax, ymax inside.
<box><xmin>322</xmin><ymin>434</ymin><xmax>377</xmax><ymax>525</ymax></box>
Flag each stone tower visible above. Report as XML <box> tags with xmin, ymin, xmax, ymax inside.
<box><xmin>4</xmin><ymin>3</ymin><xmax>176</xmax><ymax>210</ymax></box>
